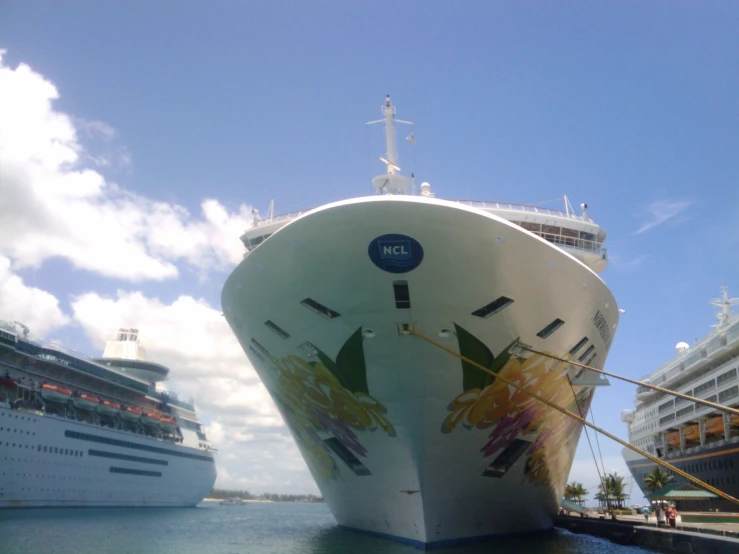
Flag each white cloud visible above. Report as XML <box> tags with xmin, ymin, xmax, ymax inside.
<box><xmin>634</xmin><ymin>199</ymin><xmax>692</xmax><ymax>235</ymax></box>
<box><xmin>0</xmin><ymin>51</ymin><xmax>251</xmax><ymax>282</ymax></box>
<box><xmin>0</xmin><ymin>256</ymin><xmax>70</xmax><ymax>336</ymax></box>
<box><xmin>70</xmin><ymin>289</ymin><xmax>320</xmax><ymax>494</ymax></box>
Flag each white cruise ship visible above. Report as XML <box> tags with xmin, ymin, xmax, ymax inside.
<box><xmin>622</xmin><ymin>288</ymin><xmax>739</xmax><ymax>511</ymax></box>
<box><xmin>0</xmin><ymin>323</ymin><xmax>216</xmax><ymax>508</ymax></box>
<box><xmin>221</xmin><ymin>96</ymin><xmax>620</xmax><ymax>546</ymax></box>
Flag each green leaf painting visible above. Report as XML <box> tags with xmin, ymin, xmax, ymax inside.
<box><xmin>454</xmin><ymin>323</ymin><xmax>518</xmax><ymax>392</ymax></box>
<box><xmin>312</xmin><ymin>327</ymin><xmax>369</xmax><ymax>395</ymax></box>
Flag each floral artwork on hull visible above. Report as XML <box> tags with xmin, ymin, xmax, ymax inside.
<box><xmin>443</xmin><ymin>324</ymin><xmax>593</xmax><ymax>490</ymax></box>
<box><xmin>268</xmin><ymin>327</ymin><xmax>395</xmax><ymax>479</ymax></box>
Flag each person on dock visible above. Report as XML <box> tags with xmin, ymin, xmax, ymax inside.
<box><xmin>642</xmin><ymin>506</ymin><xmax>649</xmax><ymax>522</ymax></box>
<box><xmin>668</xmin><ymin>505</ymin><xmax>677</xmax><ymax>528</ymax></box>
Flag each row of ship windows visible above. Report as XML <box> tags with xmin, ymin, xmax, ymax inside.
<box><xmin>0</xmin><ymin>411</ymin><xmax>38</xmax><ymax>421</ymax></box>
<box><xmin>683</xmin><ymin>458</ymin><xmax>735</xmax><ymax>474</ymax></box>
<box><xmin>0</xmin><ymin>426</ymin><xmax>36</xmax><ymax>436</ymax></box>
<box><xmin>1</xmin><ymin>441</ymin><xmax>83</xmax><ymax>457</ymax></box>
<box><xmin>659</xmin><ymin>388</ymin><xmax>739</xmax><ymax>426</ymax></box>
<box><xmin>654</xmin><ymin>473</ymin><xmax>739</xmax><ymax>489</ymax></box>
<box><xmin>2</xmin><ymin>477</ymin><xmax>169</xmax><ymax>493</ymax></box>
<box><xmin>633</xmin><ymin>422</ymin><xmax>658</xmax><ymax>436</ymax></box>
<box><xmin>659</xmin><ymin>369</ymin><xmax>739</xmax><ymax>413</ymax></box>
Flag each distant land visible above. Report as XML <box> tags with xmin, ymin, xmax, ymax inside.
<box><xmin>207</xmin><ymin>489</ymin><xmax>324</xmax><ymax>503</ymax></box>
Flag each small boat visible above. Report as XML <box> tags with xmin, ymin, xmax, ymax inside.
<box><xmin>732</xmin><ymin>413</ymin><xmax>739</xmax><ymax>426</ymax></box>
<box><xmin>220</xmin><ymin>498</ymin><xmax>245</xmax><ymax>506</ymax></box>
<box><xmin>141</xmin><ymin>411</ymin><xmax>162</xmax><ymax>427</ymax></box>
<box><xmin>705</xmin><ymin>416</ymin><xmax>725</xmax><ymax>435</ymax></box>
<box><xmin>159</xmin><ymin>415</ymin><xmax>178</xmax><ymax>432</ymax></box>
<box><xmin>40</xmin><ymin>383</ymin><xmax>72</xmax><ymax>403</ymax></box>
<box><xmin>0</xmin><ymin>376</ymin><xmax>17</xmax><ymax>389</ymax></box>
<box><xmin>121</xmin><ymin>405</ymin><xmax>143</xmax><ymax>422</ymax></box>
<box><xmin>72</xmin><ymin>392</ymin><xmax>100</xmax><ymax>410</ymax></box>
<box><xmin>684</xmin><ymin>424</ymin><xmax>700</xmax><ymax>441</ymax></box>
<box><xmin>97</xmin><ymin>399</ymin><xmax>121</xmax><ymax>416</ymax></box>
<box><xmin>667</xmin><ymin>431</ymin><xmax>680</xmax><ymax>447</ymax></box>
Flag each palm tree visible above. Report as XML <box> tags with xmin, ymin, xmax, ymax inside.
<box><xmin>644</xmin><ymin>466</ymin><xmax>674</xmax><ymax>493</ymax></box>
<box><xmin>605</xmin><ymin>472</ymin><xmax>628</xmax><ymax>508</ymax></box>
<box><xmin>568</xmin><ymin>482</ymin><xmax>587</xmax><ymax>505</ymax></box>
<box><xmin>595</xmin><ymin>473</ymin><xmax>628</xmax><ymax>509</ymax></box>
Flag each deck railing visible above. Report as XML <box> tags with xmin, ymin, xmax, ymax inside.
<box><xmin>533</xmin><ymin>231</ymin><xmax>605</xmax><ymax>256</ymax></box>
<box><xmin>252</xmin><ymin>199</ymin><xmax>594</xmax><ymax>229</ymax></box>
<box><xmin>449</xmin><ymin>200</ymin><xmax>594</xmax><ymax>223</ymax></box>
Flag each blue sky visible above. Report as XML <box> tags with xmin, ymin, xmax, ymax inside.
<box><xmin>1</xmin><ymin>2</ymin><xmax>738</xmax><ymax>500</ymax></box>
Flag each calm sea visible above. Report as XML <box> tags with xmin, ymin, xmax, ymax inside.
<box><xmin>0</xmin><ymin>501</ymin><xmax>651</xmax><ymax>554</ymax></box>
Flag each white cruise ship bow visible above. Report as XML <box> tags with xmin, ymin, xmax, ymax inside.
<box><xmin>222</xmin><ymin>96</ymin><xmax>620</xmax><ymax>546</ymax></box>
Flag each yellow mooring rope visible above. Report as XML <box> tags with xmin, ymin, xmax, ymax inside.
<box><xmin>517</xmin><ymin>344</ymin><xmax>739</xmax><ymax>418</ymax></box>
<box><xmin>407</xmin><ymin>328</ymin><xmax>739</xmax><ymax>507</ymax></box>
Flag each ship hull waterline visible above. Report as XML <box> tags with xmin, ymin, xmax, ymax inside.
<box><xmin>222</xmin><ymin>196</ymin><xmax>618</xmax><ymax>546</ymax></box>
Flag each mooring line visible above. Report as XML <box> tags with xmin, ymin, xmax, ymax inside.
<box><xmin>515</xmin><ymin>344</ymin><xmax>739</xmax><ymax>417</ymax></box>
<box><xmin>407</xmin><ymin>328</ymin><xmax>739</xmax><ymax>506</ymax></box>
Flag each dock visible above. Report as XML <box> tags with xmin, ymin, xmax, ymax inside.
<box><xmin>556</xmin><ymin>513</ymin><xmax>739</xmax><ymax>553</ymax></box>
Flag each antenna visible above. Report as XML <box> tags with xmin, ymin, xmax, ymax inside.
<box><xmin>710</xmin><ymin>286</ymin><xmax>739</xmax><ymax>330</ymax></box>
<box><xmin>366</xmin><ymin>95</ymin><xmax>415</xmax><ymax>195</ymax></box>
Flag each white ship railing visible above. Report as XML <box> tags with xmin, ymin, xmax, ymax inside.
<box><xmin>528</xmin><ymin>231</ymin><xmax>605</xmax><ymax>255</ymax></box>
<box><xmin>252</xmin><ymin>199</ymin><xmax>595</xmax><ymax>229</ymax></box>
<box><xmin>449</xmin><ymin>200</ymin><xmax>594</xmax><ymax>223</ymax></box>
<box><xmin>253</xmin><ymin>210</ymin><xmax>311</xmax><ymax>228</ymax></box>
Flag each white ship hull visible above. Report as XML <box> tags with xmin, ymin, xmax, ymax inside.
<box><xmin>222</xmin><ymin>196</ymin><xmax>618</xmax><ymax>546</ymax></box>
<box><xmin>0</xmin><ymin>404</ymin><xmax>216</xmax><ymax>508</ymax></box>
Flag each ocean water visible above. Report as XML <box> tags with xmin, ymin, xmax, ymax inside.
<box><xmin>0</xmin><ymin>501</ymin><xmax>651</xmax><ymax>554</ymax></box>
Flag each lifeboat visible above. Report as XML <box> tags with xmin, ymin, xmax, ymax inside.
<box><xmin>121</xmin><ymin>405</ymin><xmax>143</xmax><ymax>422</ymax></box>
<box><xmin>72</xmin><ymin>392</ymin><xmax>100</xmax><ymax>410</ymax></box>
<box><xmin>141</xmin><ymin>410</ymin><xmax>162</xmax><ymax>427</ymax></box>
<box><xmin>159</xmin><ymin>415</ymin><xmax>178</xmax><ymax>432</ymax></box>
<box><xmin>705</xmin><ymin>416</ymin><xmax>725</xmax><ymax>435</ymax></box>
<box><xmin>684</xmin><ymin>424</ymin><xmax>700</xmax><ymax>441</ymax></box>
<box><xmin>0</xmin><ymin>376</ymin><xmax>17</xmax><ymax>389</ymax></box>
<box><xmin>40</xmin><ymin>383</ymin><xmax>72</xmax><ymax>403</ymax></box>
<box><xmin>667</xmin><ymin>431</ymin><xmax>681</xmax><ymax>447</ymax></box>
<box><xmin>97</xmin><ymin>399</ymin><xmax>121</xmax><ymax>416</ymax></box>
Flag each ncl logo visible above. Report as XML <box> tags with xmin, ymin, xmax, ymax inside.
<box><xmin>368</xmin><ymin>234</ymin><xmax>424</xmax><ymax>274</ymax></box>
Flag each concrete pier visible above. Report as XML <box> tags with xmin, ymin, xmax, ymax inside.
<box><xmin>555</xmin><ymin>514</ymin><xmax>739</xmax><ymax>553</ymax></box>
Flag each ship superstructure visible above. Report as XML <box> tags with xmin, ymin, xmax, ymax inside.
<box><xmin>0</xmin><ymin>324</ymin><xmax>216</xmax><ymax>508</ymax></box>
<box><xmin>622</xmin><ymin>288</ymin><xmax>739</xmax><ymax>511</ymax></box>
<box><xmin>222</xmin><ymin>96</ymin><xmax>620</xmax><ymax>546</ymax></box>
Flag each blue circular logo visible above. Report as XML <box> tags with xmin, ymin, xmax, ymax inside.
<box><xmin>368</xmin><ymin>234</ymin><xmax>424</xmax><ymax>274</ymax></box>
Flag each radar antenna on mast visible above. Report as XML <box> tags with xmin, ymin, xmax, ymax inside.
<box><xmin>710</xmin><ymin>286</ymin><xmax>739</xmax><ymax>330</ymax></box>
<box><xmin>366</xmin><ymin>95</ymin><xmax>416</xmax><ymax>195</ymax></box>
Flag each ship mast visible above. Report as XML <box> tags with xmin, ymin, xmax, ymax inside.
<box><xmin>367</xmin><ymin>95</ymin><xmax>413</xmax><ymax>195</ymax></box>
<box><xmin>710</xmin><ymin>286</ymin><xmax>739</xmax><ymax>329</ymax></box>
